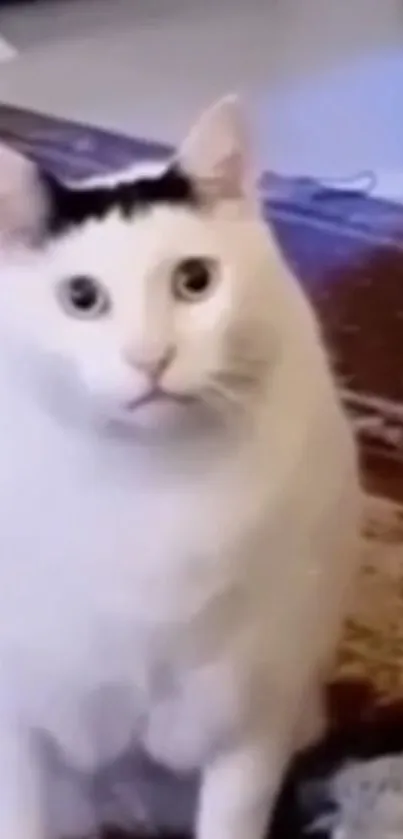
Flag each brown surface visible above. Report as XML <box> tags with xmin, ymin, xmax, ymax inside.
<box><xmin>313</xmin><ymin>246</ymin><xmax>403</xmax><ymax>501</ymax></box>
<box><xmin>269</xmin><ymin>191</ymin><xmax>403</xmax><ymax>502</ymax></box>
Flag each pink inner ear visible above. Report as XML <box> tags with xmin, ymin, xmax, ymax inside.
<box><xmin>198</xmin><ymin>151</ymin><xmax>245</xmax><ymax>202</ymax></box>
<box><xmin>217</xmin><ymin>151</ymin><xmax>245</xmax><ymax>198</ymax></box>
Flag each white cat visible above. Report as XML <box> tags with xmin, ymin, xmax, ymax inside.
<box><xmin>0</xmin><ymin>96</ymin><xmax>360</xmax><ymax>839</ymax></box>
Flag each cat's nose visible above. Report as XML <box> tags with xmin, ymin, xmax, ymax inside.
<box><xmin>124</xmin><ymin>346</ymin><xmax>175</xmax><ymax>381</ymax></box>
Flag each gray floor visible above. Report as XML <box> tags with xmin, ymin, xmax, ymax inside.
<box><xmin>1</xmin><ymin>0</ymin><xmax>403</xmax><ymax>191</ymax></box>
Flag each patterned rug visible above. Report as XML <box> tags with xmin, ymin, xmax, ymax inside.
<box><xmin>0</xmin><ymin>106</ymin><xmax>403</xmax><ymax>839</ymax></box>
<box><xmin>270</xmin><ymin>496</ymin><xmax>403</xmax><ymax>838</ymax></box>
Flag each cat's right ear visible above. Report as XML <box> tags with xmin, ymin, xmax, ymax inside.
<box><xmin>0</xmin><ymin>144</ymin><xmax>49</xmax><ymax>245</ymax></box>
<box><xmin>177</xmin><ymin>95</ymin><xmax>255</xmax><ymax>205</ymax></box>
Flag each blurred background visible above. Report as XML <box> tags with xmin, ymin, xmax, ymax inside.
<box><xmin>0</xmin><ymin>0</ymin><xmax>402</xmax><ymax>193</ymax></box>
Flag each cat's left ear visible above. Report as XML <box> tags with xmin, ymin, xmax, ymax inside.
<box><xmin>177</xmin><ymin>95</ymin><xmax>255</xmax><ymax>204</ymax></box>
<box><xmin>0</xmin><ymin>143</ymin><xmax>49</xmax><ymax>244</ymax></box>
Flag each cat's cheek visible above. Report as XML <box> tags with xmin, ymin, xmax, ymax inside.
<box><xmin>163</xmin><ymin>357</ymin><xmax>209</xmax><ymax>398</ymax></box>
<box><xmin>77</xmin><ymin>358</ymin><xmax>143</xmax><ymax>408</ymax></box>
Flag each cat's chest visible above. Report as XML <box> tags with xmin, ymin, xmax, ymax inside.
<box><xmin>0</xmin><ymin>441</ymin><xmax>224</xmax><ymax>595</ymax></box>
<box><xmin>0</xmin><ymin>407</ymin><xmax>259</xmax><ymax>647</ymax></box>
<box><xmin>0</xmin><ymin>412</ymin><xmax>264</xmax><ymax>765</ymax></box>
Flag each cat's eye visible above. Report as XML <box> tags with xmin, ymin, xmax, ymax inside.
<box><xmin>57</xmin><ymin>275</ymin><xmax>111</xmax><ymax>319</ymax></box>
<box><xmin>172</xmin><ymin>258</ymin><xmax>217</xmax><ymax>303</ymax></box>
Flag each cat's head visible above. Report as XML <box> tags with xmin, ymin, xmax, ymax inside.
<box><xmin>0</xmin><ymin>97</ymin><xmax>284</xmax><ymax>438</ymax></box>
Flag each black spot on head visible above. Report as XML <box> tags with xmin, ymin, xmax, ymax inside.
<box><xmin>41</xmin><ymin>165</ymin><xmax>199</xmax><ymax>236</ymax></box>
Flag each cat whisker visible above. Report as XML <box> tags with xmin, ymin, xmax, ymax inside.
<box><xmin>202</xmin><ymin>376</ymin><xmax>258</xmax><ymax>417</ymax></box>
<box><xmin>211</xmin><ymin>362</ymin><xmax>267</xmax><ymax>397</ymax></box>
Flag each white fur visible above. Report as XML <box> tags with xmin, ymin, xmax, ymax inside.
<box><xmin>0</xmin><ymin>97</ymin><xmax>361</xmax><ymax>839</ymax></box>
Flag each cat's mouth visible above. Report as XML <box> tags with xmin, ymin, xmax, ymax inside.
<box><xmin>124</xmin><ymin>388</ymin><xmax>193</xmax><ymax>412</ymax></box>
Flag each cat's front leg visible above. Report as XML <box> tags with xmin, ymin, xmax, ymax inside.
<box><xmin>197</xmin><ymin>728</ymin><xmax>290</xmax><ymax>839</ymax></box>
<box><xmin>0</xmin><ymin>711</ymin><xmax>44</xmax><ymax>839</ymax></box>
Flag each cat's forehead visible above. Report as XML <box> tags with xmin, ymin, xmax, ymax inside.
<box><xmin>43</xmin><ymin>159</ymin><xmax>237</xmax><ymax>281</ymax></box>
<box><xmin>46</xmin><ymin>202</ymin><xmax>224</xmax><ymax>283</ymax></box>
<box><xmin>46</xmin><ymin>160</ymin><xmax>198</xmax><ymax>238</ymax></box>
